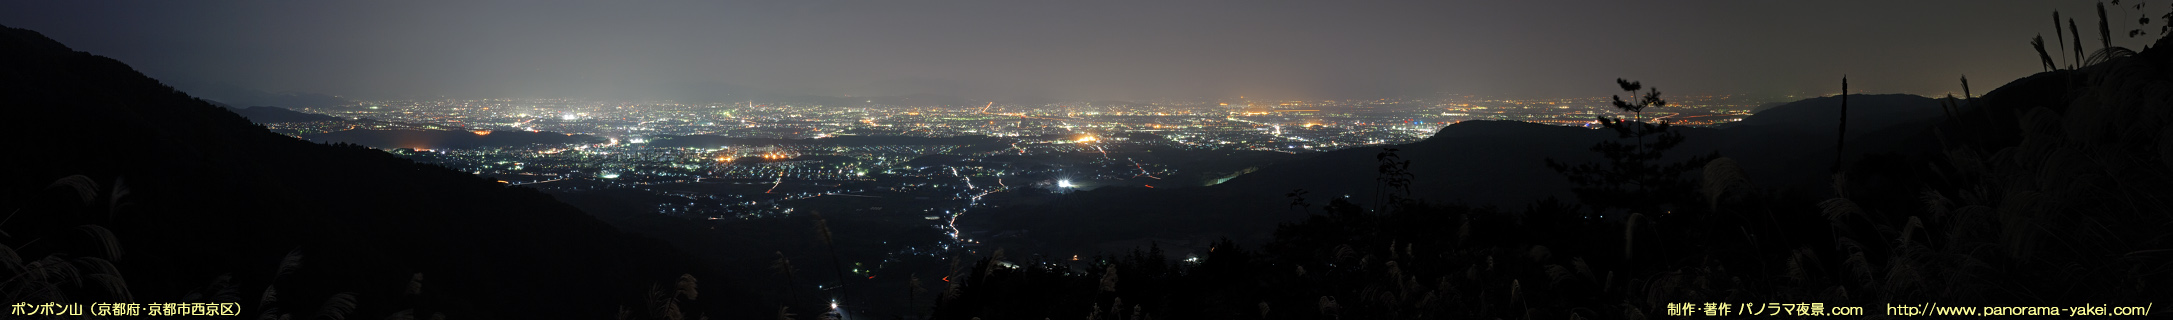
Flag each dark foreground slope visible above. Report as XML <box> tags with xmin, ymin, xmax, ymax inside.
<box><xmin>0</xmin><ymin>26</ymin><xmax>754</xmax><ymax>319</ymax></box>
<box><xmin>932</xmin><ymin>39</ymin><xmax>2173</xmax><ymax>319</ymax></box>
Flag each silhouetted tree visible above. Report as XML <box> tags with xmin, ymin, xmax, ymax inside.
<box><xmin>1371</xmin><ymin>148</ymin><xmax>1416</xmax><ymax>211</ymax></box>
<box><xmin>1545</xmin><ymin>79</ymin><xmax>1718</xmax><ymax>217</ymax></box>
<box><xmin>0</xmin><ymin>25</ymin><xmax>759</xmax><ymax>319</ymax></box>
<box><xmin>930</xmin><ymin>28</ymin><xmax>2173</xmax><ymax>320</ymax></box>
<box><xmin>2161</xmin><ymin>3</ymin><xmax>2173</xmax><ymax>34</ymax></box>
<box><xmin>2107</xmin><ymin>0</ymin><xmax>2156</xmax><ymax>39</ymax></box>
<box><xmin>1285</xmin><ymin>188</ymin><xmax>1312</xmax><ymax>213</ymax></box>
<box><xmin>2130</xmin><ymin>1</ymin><xmax>2154</xmax><ymax>38</ymax></box>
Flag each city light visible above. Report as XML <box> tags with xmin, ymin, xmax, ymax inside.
<box><xmin>276</xmin><ymin>94</ymin><xmax>1753</xmax><ymax>282</ymax></box>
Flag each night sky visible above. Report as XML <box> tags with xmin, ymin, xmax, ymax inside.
<box><xmin>0</xmin><ymin>1</ymin><xmax>2133</xmax><ymax>101</ymax></box>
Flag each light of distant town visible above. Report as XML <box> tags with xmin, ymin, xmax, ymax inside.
<box><xmin>471</xmin><ymin>130</ymin><xmax>492</xmax><ymax>136</ymax></box>
<box><xmin>1076</xmin><ymin>135</ymin><xmax>1097</xmax><ymax>143</ymax></box>
<box><xmin>1058</xmin><ymin>179</ymin><xmax>1074</xmax><ymax>188</ymax></box>
<box><xmin>561</xmin><ymin>114</ymin><xmax>578</xmax><ymax>120</ymax></box>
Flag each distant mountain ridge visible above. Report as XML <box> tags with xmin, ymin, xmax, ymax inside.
<box><xmin>306</xmin><ymin>129</ymin><xmax>605</xmax><ymax>150</ymax></box>
<box><xmin>967</xmin><ymin>93</ymin><xmax>1948</xmax><ymax>256</ymax></box>
<box><xmin>174</xmin><ymin>81</ymin><xmax>352</xmax><ymax>110</ymax></box>
<box><xmin>0</xmin><ymin>25</ymin><xmax>756</xmax><ymax>319</ymax></box>
<box><xmin>227</xmin><ymin>105</ymin><xmax>342</xmax><ymax>123</ymax></box>
<box><xmin>1725</xmin><ymin>93</ymin><xmax>1945</xmax><ymax>136</ymax></box>
<box><xmin>933</xmin><ymin>38</ymin><xmax>2173</xmax><ymax>319</ymax></box>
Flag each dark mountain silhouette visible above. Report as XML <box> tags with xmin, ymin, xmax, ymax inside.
<box><xmin>227</xmin><ymin>105</ymin><xmax>342</xmax><ymax>124</ymax></box>
<box><xmin>1730</xmin><ymin>93</ymin><xmax>1921</xmax><ymax>126</ymax></box>
<box><xmin>1708</xmin><ymin>93</ymin><xmax>1948</xmax><ymax>184</ymax></box>
<box><xmin>306</xmin><ymin>129</ymin><xmax>605</xmax><ymax>150</ymax></box>
<box><xmin>935</xmin><ymin>35</ymin><xmax>2173</xmax><ymax>320</ymax></box>
<box><xmin>1725</xmin><ymin>93</ymin><xmax>1944</xmax><ymax>136</ymax></box>
<box><xmin>965</xmin><ymin>94</ymin><xmax>1948</xmax><ymax>257</ymax></box>
<box><xmin>0</xmin><ymin>25</ymin><xmax>758</xmax><ymax>319</ymax></box>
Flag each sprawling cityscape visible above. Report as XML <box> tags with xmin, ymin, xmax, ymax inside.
<box><xmin>254</xmin><ymin>95</ymin><xmax>1760</xmax><ymax>248</ymax></box>
<box><xmin>13</xmin><ymin>1</ymin><xmax>2162</xmax><ymax>319</ymax></box>
<box><xmin>211</xmin><ymin>92</ymin><xmax>1789</xmax><ymax>317</ymax></box>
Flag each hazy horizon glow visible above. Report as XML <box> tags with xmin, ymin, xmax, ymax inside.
<box><xmin>0</xmin><ymin>1</ymin><xmax>2137</xmax><ymax>102</ymax></box>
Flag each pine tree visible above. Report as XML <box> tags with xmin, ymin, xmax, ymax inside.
<box><xmin>1545</xmin><ymin>79</ymin><xmax>1719</xmax><ymax>217</ymax></box>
